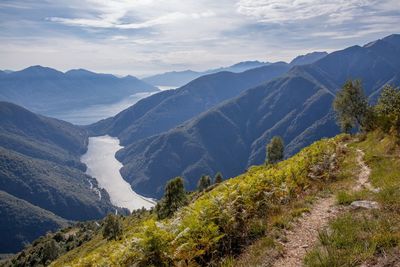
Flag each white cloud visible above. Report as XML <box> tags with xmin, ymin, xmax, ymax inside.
<box><xmin>1</xmin><ymin>0</ymin><xmax>400</xmax><ymax>75</ymax></box>
<box><xmin>236</xmin><ymin>0</ymin><xmax>394</xmax><ymax>24</ymax></box>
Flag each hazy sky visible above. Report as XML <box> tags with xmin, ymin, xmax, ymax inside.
<box><xmin>1</xmin><ymin>0</ymin><xmax>400</xmax><ymax>76</ymax></box>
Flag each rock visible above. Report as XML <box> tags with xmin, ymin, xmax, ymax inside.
<box><xmin>301</xmin><ymin>245</ymin><xmax>309</xmax><ymax>248</ymax></box>
<box><xmin>350</xmin><ymin>200</ymin><xmax>380</xmax><ymax>210</ymax></box>
<box><xmin>371</xmin><ymin>188</ymin><xmax>381</xmax><ymax>193</ymax></box>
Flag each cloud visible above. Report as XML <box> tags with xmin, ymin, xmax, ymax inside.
<box><xmin>1</xmin><ymin>0</ymin><xmax>400</xmax><ymax>76</ymax></box>
<box><xmin>236</xmin><ymin>0</ymin><xmax>383</xmax><ymax>23</ymax></box>
<box><xmin>48</xmin><ymin>1</ymin><xmax>216</xmax><ymax>30</ymax></box>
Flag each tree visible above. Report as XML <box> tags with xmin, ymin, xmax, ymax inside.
<box><xmin>214</xmin><ymin>172</ymin><xmax>223</xmax><ymax>184</ymax></box>
<box><xmin>197</xmin><ymin>175</ymin><xmax>211</xmax><ymax>191</ymax></box>
<box><xmin>266</xmin><ymin>136</ymin><xmax>284</xmax><ymax>164</ymax></box>
<box><xmin>333</xmin><ymin>80</ymin><xmax>371</xmax><ymax>132</ymax></box>
<box><xmin>375</xmin><ymin>84</ymin><xmax>400</xmax><ymax>133</ymax></box>
<box><xmin>42</xmin><ymin>239</ymin><xmax>60</xmax><ymax>263</ymax></box>
<box><xmin>103</xmin><ymin>213</ymin><xmax>122</xmax><ymax>240</ymax></box>
<box><xmin>156</xmin><ymin>177</ymin><xmax>187</xmax><ymax>219</ymax></box>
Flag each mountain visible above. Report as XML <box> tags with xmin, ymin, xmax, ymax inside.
<box><xmin>0</xmin><ymin>190</ymin><xmax>68</xmax><ymax>253</ymax></box>
<box><xmin>144</xmin><ymin>53</ymin><xmax>328</xmax><ymax>88</ymax></box>
<box><xmin>0</xmin><ymin>66</ymin><xmax>158</xmax><ymax>117</ymax></box>
<box><xmin>143</xmin><ymin>70</ymin><xmax>202</xmax><ymax>87</ymax></box>
<box><xmin>112</xmin><ymin>34</ymin><xmax>400</xmax><ymax>198</ymax></box>
<box><xmin>143</xmin><ymin>61</ymin><xmax>271</xmax><ymax>87</ymax></box>
<box><xmin>0</xmin><ymin>102</ymin><xmax>120</xmax><ymax>253</ymax></box>
<box><xmin>89</xmin><ymin>62</ymin><xmax>291</xmax><ymax>145</ymax></box>
<box><xmin>290</xmin><ymin>51</ymin><xmax>328</xmax><ymax>66</ymax></box>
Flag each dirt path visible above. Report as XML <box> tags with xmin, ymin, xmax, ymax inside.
<box><xmin>271</xmin><ymin>148</ymin><xmax>371</xmax><ymax>267</ymax></box>
<box><xmin>353</xmin><ymin>149</ymin><xmax>373</xmax><ymax>191</ymax></box>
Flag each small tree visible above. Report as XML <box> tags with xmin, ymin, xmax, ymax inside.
<box><xmin>375</xmin><ymin>84</ymin><xmax>400</xmax><ymax>133</ymax></box>
<box><xmin>266</xmin><ymin>136</ymin><xmax>284</xmax><ymax>164</ymax></box>
<box><xmin>42</xmin><ymin>239</ymin><xmax>60</xmax><ymax>263</ymax></box>
<box><xmin>214</xmin><ymin>172</ymin><xmax>223</xmax><ymax>184</ymax></box>
<box><xmin>103</xmin><ymin>213</ymin><xmax>122</xmax><ymax>240</ymax></box>
<box><xmin>333</xmin><ymin>80</ymin><xmax>371</xmax><ymax>132</ymax></box>
<box><xmin>197</xmin><ymin>175</ymin><xmax>211</xmax><ymax>191</ymax></box>
<box><xmin>156</xmin><ymin>177</ymin><xmax>187</xmax><ymax>219</ymax></box>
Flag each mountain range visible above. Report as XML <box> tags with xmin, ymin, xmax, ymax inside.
<box><xmin>91</xmin><ymin>35</ymin><xmax>400</xmax><ymax>198</ymax></box>
<box><xmin>143</xmin><ymin>54</ymin><xmax>327</xmax><ymax>88</ymax></box>
<box><xmin>0</xmin><ymin>67</ymin><xmax>158</xmax><ymax>118</ymax></box>
<box><xmin>0</xmin><ymin>102</ymin><xmax>123</xmax><ymax>253</ymax></box>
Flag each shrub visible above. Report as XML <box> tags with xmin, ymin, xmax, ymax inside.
<box><xmin>103</xmin><ymin>213</ymin><xmax>122</xmax><ymax>240</ymax></box>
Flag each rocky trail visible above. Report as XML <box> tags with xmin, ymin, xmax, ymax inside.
<box><xmin>270</xmin><ymin>147</ymin><xmax>373</xmax><ymax>267</ymax></box>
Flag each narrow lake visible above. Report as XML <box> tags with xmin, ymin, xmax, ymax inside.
<box><xmin>51</xmin><ymin>92</ymin><xmax>156</xmax><ymax>125</ymax></box>
<box><xmin>81</xmin><ymin>135</ymin><xmax>155</xmax><ymax>211</ymax></box>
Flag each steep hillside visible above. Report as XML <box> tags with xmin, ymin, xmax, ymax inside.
<box><xmin>42</xmin><ymin>134</ymin><xmax>345</xmax><ymax>266</ymax></box>
<box><xmin>89</xmin><ymin>62</ymin><xmax>291</xmax><ymax>145</ymax></box>
<box><xmin>0</xmin><ymin>190</ymin><xmax>68</xmax><ymax>253</ymax></box>
<box><xmin>0</xmin><ymin>66</ymin><xmax>158</xmax><ymax>116</ymax></box>
<box><xmin>0</xmin><ymin>102</ymin><xmax>119</xmax><ymax>253</ymax></box>
<box><xmin>6</xmin><ymin>131</ymin><xmax>400</xmax><ymax>266</ymax></box>
<box><xmin>117</xmin><ymin>34</ymin><xmax>400</xmax><ymax>198</ymax></box>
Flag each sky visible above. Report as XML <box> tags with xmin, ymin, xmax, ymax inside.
<box><xmin>1</xmin><ymin>0</ymin><xmax>400</xmax><ymax>77</ymax></box>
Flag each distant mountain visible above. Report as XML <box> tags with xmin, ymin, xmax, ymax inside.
<box><xmin>89</xmin><ymin>62</ymin><xmax>291</xmax><ymax>145</ymax></box>
<box><xmin>143</xmin><ymin>61</ymin><xmax>271</xmax><ymax>87</ymax></box>
<box><xmin>112</xmin><ymin>34</ymin><xmax>400</xmax><ymax>198</ymax></box>
<box><xmin>143</xmin><ymin>70</ymin><xmax>202</xmax><ymax>87</ymax></box>
<box><xmin>0</xmin><ymin>102</ymin><xmax>121</xmax><ymax>253</ymax></box>
<box><xmin>0</xmin><ymin>66</ymin><xmax>158</xmax><ymax>117</ymax></box>
<box><xmin>290</xmin><ymin>51</ymin><xmax>328</xmax><ymax>66</ymax></box>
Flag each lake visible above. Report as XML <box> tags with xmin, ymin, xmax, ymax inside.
<box><xmin>51</xmin><ymin>92</ymin><xmax>156</xmax><ymax>125</ymax></box>
<box><xmin>81</xmin><ymin>135</ymin><xmax>156</xmax><ymax>211</ymax></box>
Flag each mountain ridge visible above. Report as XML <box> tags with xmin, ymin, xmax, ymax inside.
<box><xmin>112</xmin><ymin>34</ymin><xmax>400</xmax><ymax>198</ymax></box>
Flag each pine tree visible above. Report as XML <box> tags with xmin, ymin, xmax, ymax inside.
<box><xmin>103</xmin><ymin>213</ymin><xmax>122</xmax><ymax>240</ymax></box>
<box><xmin>197</xmin><ymin>175</ymin><xmax>211</xmax><ymax>191</ymax></box>
<box><xmin>156</xmin><ymin>177</ymin><xmax>187</xmax><ymax>219</ymax></box>
<box><xmin>214</xmin><ymin>172</ymin><xmax>223</xmax><ymax>184</ymax></box>
<box><xmin>266</xmin><ymin>136</ymin><xmax>284</xmax><ymax>164</ymax></box>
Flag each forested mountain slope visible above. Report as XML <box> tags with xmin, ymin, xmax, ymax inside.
<box><xmin>117</xmin><ymin>34</ymin><xmax>400</xmax><ymax>198</ymax></box>
<box><xmin>0</xmin><ymin>102</ymin><xmax>119</xmax><ymax>253</ymax></box>
<box><xmin>89</xmin><ymin>62</ymin><xmax>291</xmax><ymax>145</ymax></box>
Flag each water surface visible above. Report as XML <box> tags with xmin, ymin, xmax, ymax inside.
<box><xmin>51</xmin><ymin>92</ymin><xmax>156</xmax><ymax>125</ymax></box>
<box><xmin>81</xmin><ymin>135</ymin><xmax>155</xmax><ymax>211</ymax></box>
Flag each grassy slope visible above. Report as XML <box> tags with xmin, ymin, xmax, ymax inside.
<box><xmin>52</xmin><ymin>135</ymin><xmax>346</xmax><ymax>266</ymax></box>
<box><xmin>305</xmin><ymin>131</ymin><xmax>400</xmax><ymax>266</ymax></box>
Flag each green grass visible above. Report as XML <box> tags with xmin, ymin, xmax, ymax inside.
<box><xmin>305</xmin><ymin>131</ymin><xmax>400</xmax><ymax>266</ymax></box>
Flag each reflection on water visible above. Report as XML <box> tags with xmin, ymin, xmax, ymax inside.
<box><xmin>52</xmin><ymin>92</ymin><xmax>156</xmax><ymax>125</ymax></box>
<box><xmin>81</xmin><ymin>135</ymin><xmax>156</xmax><ymax>211</ymax></box>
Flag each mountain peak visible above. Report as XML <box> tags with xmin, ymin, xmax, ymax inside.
<box><xmin>19</xmin><ymin>65</ymin><xmax>63</xmax><ymax>75</ymax></box>
<box><xmin>290</xmin><ymin>51</ymin><xmax>328</xmax><ymax>66</ymax></box>
<box><xmin>229</xmin><ymin>61</ymin><xmax>269</xmax><ymax>68</ymax></box>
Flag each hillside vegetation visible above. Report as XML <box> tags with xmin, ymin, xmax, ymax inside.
<box><xmin>45</xmin><ymin>134</ymin><xmax>346</xmax><ymax>266</ymax></box>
